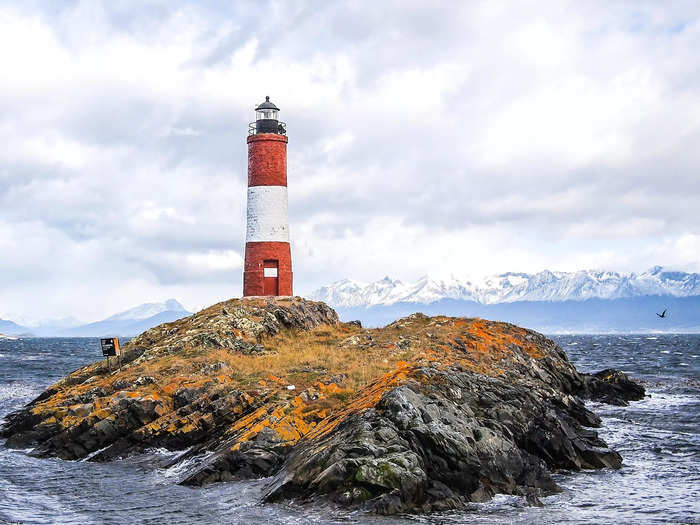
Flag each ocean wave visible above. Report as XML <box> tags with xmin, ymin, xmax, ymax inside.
<box><xmin>0</xmin><ymin>382</ymin><xmax>38</xmax><ymax>404</ymax></box>
<box><xmin>145</xmin><ymin>446</ymin><xmax>191</xmax><ymax>458</ymax></box>
<box><xmin>80</xmin><ymin>446</ymin><xmax>111</xmax><ymax>462</ymax></box>
<box><xmin>630</xmin><ymin>391</ymin><xmax>698</xmax><ymax>410</ymax></box>
<box><xmin>17</xmin><ymin>355</ymin><xmax>43</xmax><ymax>361</ymax></box>
<box><xmin>159</xmin><ymin>450</ymin><xmax>213</xmax><ymax>482</ymax></box>
<box><xmin>0</xmin><ymin>461</ymin><xmax>97</xmax><ymax>524</ymax></box>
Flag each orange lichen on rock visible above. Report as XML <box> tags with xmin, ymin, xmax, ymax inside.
<box><xmin>305</xmin><ymin>364</ymin><xmax>414</xmax><ymax>442</ymax></box>
<box><xmin>465</xmin><ymin>318</ymin><xmax>544</xmax><ymax>359</ymax></box>
<box><xmin>225</xmin><ymin>380</ymin><xmax>353</xmax><ymax>450</ymax></box>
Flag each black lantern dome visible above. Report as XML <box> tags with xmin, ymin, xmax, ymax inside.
<box><xmin>251</xmin><ymin>96</ymin><xmax>286</xmax><ymax>135</ymax></box>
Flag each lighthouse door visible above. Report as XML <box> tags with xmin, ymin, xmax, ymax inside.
<box><xmin>263</xmin><ymin>260</ymin><xmax>279</xmax><ymax>296</ymax></box>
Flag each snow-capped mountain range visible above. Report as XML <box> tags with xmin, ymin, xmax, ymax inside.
<box><xmin>311</xmin><ymin>267</ymin><xmax>700</xmax><ymax>308</ymax></box>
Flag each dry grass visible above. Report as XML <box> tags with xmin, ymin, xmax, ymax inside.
<box><xmin>188</xmin><ymin>323</ymin><xmax>416</xmax><ymax>393</ymax></box>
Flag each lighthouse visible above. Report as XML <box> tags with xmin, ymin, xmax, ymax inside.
<box><xmin>243</xmin><ymin>96</ymin><xmax>293</xmax><ymax>297</ymax></box>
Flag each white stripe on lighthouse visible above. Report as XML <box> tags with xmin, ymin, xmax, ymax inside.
<box><xmin>246</xmin><ymin>186</ymin><xmax>290</xmax><ymax>242</ymax></box>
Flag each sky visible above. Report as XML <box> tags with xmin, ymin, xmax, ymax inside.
<box><xmin>1</xmin><ymin>0</ymin><xmax>699</xmax><ymax>323</ymax></box>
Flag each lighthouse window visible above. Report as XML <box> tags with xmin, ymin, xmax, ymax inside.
<box><xmin>264</xmin><ymin>267</ymin><xmax>278</xmax><ymax>278</ymax></box>
<box><xmin>257</xmin><ymin>109</ymin><xmax>278</xmax><ymax>120</ymax></box>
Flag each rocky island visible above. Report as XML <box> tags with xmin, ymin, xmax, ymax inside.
<box><xmin>1</xmin><ymin>297</ymin><xmax>644</xmax><ymax>514</ymax></box>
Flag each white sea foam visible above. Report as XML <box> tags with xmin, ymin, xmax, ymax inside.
<box><xmin>144</xmin><ymin>446</ymin><xmax>191</xmax><ymax>459</ymax></box>
<box><xmin>633</xmin><ymin>392</ymin><xmax>698</xmax><ymax>410</ymax></box>
<box><xmin>81</xmin><ymin>446</ymin><xmax>111</xmax><ymax>462</ymax></box>
<box><xmin>0</xmin><ymin>382</ymin><xmax>37</xmax><ymax>403</ymax></box>
<box><xmin>160</xmin><ymin>450</ymin><xmax>212</xmax><ymax>481</ymax></box>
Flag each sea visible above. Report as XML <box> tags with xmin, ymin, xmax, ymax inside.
<box><xmin>0</xmin><ymin>335</ymin><xmax>698</xmax><ymax>525</ymax></box>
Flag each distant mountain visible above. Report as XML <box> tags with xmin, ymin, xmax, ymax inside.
<box><xmin>105</xmin><ymin>299</ymin><xmax>188</xmax><ymax>322</ymax></box>
<box><xmin>32</xmin><ymin>317</ymin><xmax>82</xmax><ymax>330</ymax></box>
<box><xmin>311</xmin><ymin>267</ymin><xmax>700</xmax><ymax>332</ymax></box>
<box><xmin>0</xmin><ymin>319</ymin><xmax>31</xmax><ymax>337</ymax></box>
<box><xmin>3</xmin><ymin>299</ymin><xmax>193</xmax><ymax>337</ymax></box>
<box><xmin>62</xmin><ymin>299</ymin><xmax>192</xmax><ymax>337</ymax></box>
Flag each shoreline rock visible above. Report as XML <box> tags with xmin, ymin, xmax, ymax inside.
<box><xmin>1</xmin><ymin>298</ymin><xmax>644</xmax><ymax>514</ymax></box>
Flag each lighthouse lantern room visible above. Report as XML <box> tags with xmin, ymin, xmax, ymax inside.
<box><xmin>243</xmin><ymin>96</ymin><xmax>293</xmax><ymax>297</ymax></box>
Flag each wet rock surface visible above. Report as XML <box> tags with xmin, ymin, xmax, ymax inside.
<box><xmin>1</xmin><ymin>298</ymin><xmax>644</xmax><ymax>514</ymax></box>
<box><xmin>581</xmin><ymin>368</ymin><xmax>646</xmax><ymax>406</ymax></box>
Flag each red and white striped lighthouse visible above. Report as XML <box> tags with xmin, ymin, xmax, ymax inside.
<box><xmin>243</xmin><ymin>96</ymin><xmax>293</xmax><ymax>297</ymax></box>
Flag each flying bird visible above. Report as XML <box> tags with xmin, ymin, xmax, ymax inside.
<box><xmin>656</xmin><ymin>309</ymin><xmax>668</xmax><ymax>318</ymax></box>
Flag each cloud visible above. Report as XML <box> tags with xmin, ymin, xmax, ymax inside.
<box><xmin>0</xmin><ymin>0</ymin><xmax>699</xmax><ymax>321</ymax></box>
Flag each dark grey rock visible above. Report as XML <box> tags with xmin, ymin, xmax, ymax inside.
<box><xmin>581</xmin><ymin>368</ymin><xmax>646</xmax><ymax>406</ymax></box>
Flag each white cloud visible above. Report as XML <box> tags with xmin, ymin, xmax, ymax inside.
<box><xmin>183</xmin><ymin>250</ymin><xmax>243</xmax><ymax>273</ymax></box>
<box><xmin>0</xmin><ymin>0</ymin><xmax>699</xmax><ymax>322</ymax></box>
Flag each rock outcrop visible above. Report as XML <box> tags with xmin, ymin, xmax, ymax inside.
<box><xmin>1</xmin><ymin>297</ymin><xmax>644</xmax><ymax>514</ymax></box>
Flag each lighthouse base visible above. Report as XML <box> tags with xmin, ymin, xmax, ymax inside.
<box><xmin>243</xmin><ymin>241</ymin><xmax>293</xmax><ymax>297</ymax></box>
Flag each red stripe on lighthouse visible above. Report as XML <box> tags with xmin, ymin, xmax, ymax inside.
<box><xmin>247</xmin><ymin>134</ymin><xmax>287</xmax><ymax>186</ymax></box>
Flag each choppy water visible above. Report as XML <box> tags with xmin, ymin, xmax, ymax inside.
<box><xmin>0</xmin><ymin>335</ymin><xmax>698</xmax><ymax>524</ymax></box>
